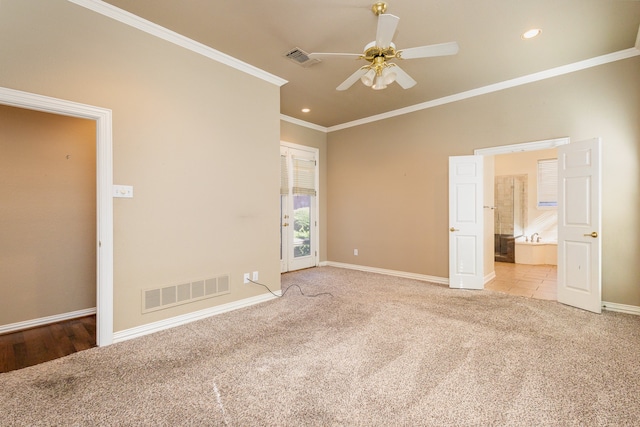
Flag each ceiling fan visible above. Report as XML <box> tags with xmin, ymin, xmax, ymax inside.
<box><xmin>309</xmin><ymin>2</ymin><xmax>459</xmax><ymax>91</ymax></box>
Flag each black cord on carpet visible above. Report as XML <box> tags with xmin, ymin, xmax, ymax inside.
<box><xmin>248</xmin><ymin>279</ymin><xmax>333</xmax><ymax>298</ymax></box>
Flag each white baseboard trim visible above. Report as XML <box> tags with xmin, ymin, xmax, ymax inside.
<box><xmin>112</xmin><ymin>291</ymin><xmax>281</xmax><ymax>344</ymax></box>
<box><xmin>602</xmin><ymin>301</ymin><xmax>640</xmax><ymax>316</ymax></box>
<box><xmin>324</xmin><ymin>261</ymin><xmax>448</xmax><ymax>285</ymax></box>
<box><xmin>484</xmin><ymin>271</ymin><xmax>497</xmax><ymax>285</ymax></box>
<box><xmin>318</xmin><ymin>261</ymin><xmax>329</xmax><ymax>267</ymax></box>
<box><xmin>0</xmin><ymin>307</ymin><xmax>97</xmax><ymax>334</ymax></box>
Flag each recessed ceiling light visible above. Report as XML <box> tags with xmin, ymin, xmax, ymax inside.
<box><xmin>301</xmin><ymin>108</ymin><xmax>311</xmax><ymax>113</ymax></box>
<box><xmin>522</xmin><ymin>28</ymin><xmax>541</xmax><ymax>40</ymax></box>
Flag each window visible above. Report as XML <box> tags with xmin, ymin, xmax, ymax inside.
<box><xmin>537</xmin><ymin>158</ymin><xmax>557</xmax><ymax>208</ymax></box>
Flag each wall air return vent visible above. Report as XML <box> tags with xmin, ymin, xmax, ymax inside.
<box><xmin>284</xmin><ymin>47</ymin><xmax>321</xmax><ymax>68</ymax></box>
<box><xmin>142</xmin><ymin>274</ymin><xmax>230</xmax><ymax>313</ymax></box>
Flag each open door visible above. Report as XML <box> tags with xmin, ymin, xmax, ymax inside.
<box><xmin>557</xmin><ymin>138</ymin><xmax>602</xmax><ymax>313</ymax></box>
<box><xmin>449</xmin><ymin>155</ymin><xmax>484</xmax><ymax>289</ymax></box>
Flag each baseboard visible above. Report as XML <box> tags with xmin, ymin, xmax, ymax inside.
<box><xmin>325</xmin><ymin>261</ymin><xmax>448</xmax><ymax>285</ymax></box>
<box><xmin>112</xmin><ymin>291</ymin><xmax>281</xmax><ymax>344</ymax></box>
<box><xmin>484</xmin><ymin>271</ymin><xmax>497</xmax><ymax>284</ymax></box>
<box><xmin>602</xmin><ymin>301</ymin><xmax>640</xmax><ymax>316</ymax></box>
<box><xmin>0</xmin><ymin>307</ymin><xmax>97</xmax><ymax>334</ymax></box>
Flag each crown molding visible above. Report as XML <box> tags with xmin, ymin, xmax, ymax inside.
<box><xmin>280</xmin><ymin>114</ymin><xmax>328</xmax><ymax>133</ymax></box>
<box><xmin>328</xmin><ymin>47</ymin><xmax>640</xmax><ymax>132</ymax></box>
<box><xmin>68</xmin><ymin>0</ymin><xmax>287</xmax><ymax>87</ymax></box>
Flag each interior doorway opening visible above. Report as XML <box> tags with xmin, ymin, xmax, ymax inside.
<box><xmin>0</xmin><ymin>86</ymin><xmax>114</xmax><ymax>346</ymax></box>
<box><xmin>475</xmin><ymin>138</ymin><xmax>568</xmax><ymax>301</ymax></box>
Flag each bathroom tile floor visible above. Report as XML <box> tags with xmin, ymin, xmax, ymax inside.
<box><xmin>486</xmin><ymin>262</ymin><xmax>557</xmax><ymax>301</ymax></box>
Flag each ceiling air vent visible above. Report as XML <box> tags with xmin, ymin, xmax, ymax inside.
<box><xmin>284</xmin><ymin>47</ymin><xmax>321</xmax><ymax>68</ymax></box>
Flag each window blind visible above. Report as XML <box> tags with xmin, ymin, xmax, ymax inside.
<box><xmin>292</xmin><ymin>157</ymin><xmax>316</xmax><ymax>196</ymax></box>
<box><xmin>537</xmin><ymin>158</ymin><xmax>558</xmax><ymax>207</ymax></box>
<box><xmin>280</xmin><ymin>154</ymin><xmax>289</xmax><ymax>196</ymax></box>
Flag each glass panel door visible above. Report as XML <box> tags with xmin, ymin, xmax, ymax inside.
<box><xmin>280</xmin><ymin>145</ymin><xmax>318</xmax><ymax>272</ymax></box>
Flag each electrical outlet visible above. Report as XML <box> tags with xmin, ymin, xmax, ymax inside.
<box><xmin>354</xmin><ymin>249</ymin><xmax>359</xmax><ymax>256</ymax></box>
<box><xmin>252</xmin><ymin>271</ymin><xmax>259</xmax><ymax>281</ymax></box>
<box><xmin>243</xmin><ymin>273</ymin><xmax>250</xmax><ymax>284</ymax></box>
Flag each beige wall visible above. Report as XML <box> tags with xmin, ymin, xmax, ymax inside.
<box><xmin>280</xmin><ymin>120</ymin><xmax>328</xmax><ymax>262</ymax></box>
<box><xmin>0</xmin><ymin>1</ymin><xmax>281</xmax><ymax>332</ymax></box>
<box><xmin>495</xmin><ymin>148</ymin><xmax>558</xmax><ymax>242</ymax></box>
<box><xmin>0</xmin><ymin>105</ymin><xmax>96</xmax><ymax>325</ymax></box>
<box><xmin>327</xmin><ymin>57</ymin><xmax>640</xmax><ymax>306</ymax></box>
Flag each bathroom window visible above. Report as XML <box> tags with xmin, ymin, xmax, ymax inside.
<box><xmin>537</xmin><ymin>158</ymin><xmax>558</xmax><ymax>208</ymax></box>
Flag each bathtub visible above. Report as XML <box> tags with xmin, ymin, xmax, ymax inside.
<box><xmin>515</xmin><ymin>240</ymin><xmax>557</xmax><ymax>265</ymax></box>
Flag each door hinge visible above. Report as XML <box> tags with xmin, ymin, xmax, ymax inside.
<box><xmin>315</xmin><ymin>251</ymin><xmax>318</xmax><ymax>256</ymax></box>
<box><xmin>315</xmin><ymin>221</ymin><xmax>317</xmax><ymax>226</ymax></box>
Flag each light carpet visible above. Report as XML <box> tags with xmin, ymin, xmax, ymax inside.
<box><xmin>1</xmin><ymin>266</ymin><xmax>639</xmax><ymax>426</ymax></box>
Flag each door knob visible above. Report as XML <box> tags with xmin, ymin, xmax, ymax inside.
<box><xmin>583</xmin><ymin>231</ymin><xmax>598</xmax><ymax>238</ymax></box>
<box><xmin>450</xmin><ymin>227</ymin><xmax>459</xmax><ymax>232</ymax></box>
<box><xmin>283</xmin><ymin>223</ymin><xmax>289</xmax><ymax>227</ymax></box>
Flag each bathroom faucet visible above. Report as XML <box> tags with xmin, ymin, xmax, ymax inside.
<box><xmin>530</xmin><ymin>232</ymin><xmax>539</xmax><ymax>242</ymax></box>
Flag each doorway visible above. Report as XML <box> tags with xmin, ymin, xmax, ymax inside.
<box><xmin>0</xmin><ymin>86</ymin><xmax>114</xmax><ymax>346</ymax></box>
<box><xmin>477</xmin><ymin>139</ymin><xmax>565</xmax><ymax>299</ymax></box>
<box><xmin>493</xmin><ymin>148</ymin><xmax>558</xmax><ymax>290</ymax></box>
<box><xmin>280</xmin><ymin>142</ymin><xmax>319</xmax><ymax>273</ymax></box>
<box><xmin>0</xmin><ymin>105</ymin><xmax>96</xmax><ymax>345</ymax></box>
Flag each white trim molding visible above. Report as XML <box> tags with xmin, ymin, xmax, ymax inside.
<box><xmin>474</xmin><ymin>137</ymin><xmax>570</xmax><ymax>156</ymax></box>
<box><xmin>0</xmin><ymin>308</ymin><xmax>96</xmax><ymax>335</ymax></box>
<box><xmin>68</xmin><ymin>0</ymin><xmax>287</xmax><ymax>88</ymax></box>
<box><xmin>113</xmin><ymin>291</ymin><xmax>280</xmax><ymax>343</ymax></box>
<box><xmin>0</xmin><ymin>86</ymin><xmax>114</xmax><ymax>347</ymax></box>
<box><xmin>602</xmin><ymin>301</ymin><xmax>640</xmax><ymax>316</ymax></box>
<box><xmin>484</xmin><ymin>271</ymin><xmax>497</xmax><ymax>285</ymax></box>
<box><xmin>325</xmin><ymin>261</ymin><xmax>449</xmax><ymax>285</ymax></box>
<box><xmin>280</xmin><ymin>115</ymin><xmax>328</xmax><ymax>133</ymax></box>
<box><xmin>328</xmin><ymin>48</ymin><xmax>640</xmax><ymax>132</ymax></box>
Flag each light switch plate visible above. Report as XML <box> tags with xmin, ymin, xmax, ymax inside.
<box><xmin>113</xmin><ymin>185</ymin><xmax>134</xmax><ymax>198</ymax></box>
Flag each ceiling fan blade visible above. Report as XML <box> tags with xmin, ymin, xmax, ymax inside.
<box><xmin>391</xmin><ymin>65</ymin><xmax>417</xmax><ymax>89</ymax></box>
<box><xmin>376</xmin><ymin>14</ymin><xmax>400</xmax><ymax>48</ymax></box>
<box><xmin>336</xmin><ymin>67</ymin><xmax>369</xmax><ymax>91</ymax></box>
<box><xmin>308</xmin><ymin>52</ymin><xmax>361</xmax><ymax>59</ymax></box>
<box><xmin>399</xmin><ymin>42</ymin><xmax>459</xmax><ymax>59</ymax></box>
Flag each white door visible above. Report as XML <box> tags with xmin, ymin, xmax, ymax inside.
<box><xmin>557</xmin><ymin>138</ymin><xmax>602</xmax><ymax>313</ymax></box>
<box><xmin>448</xmin><ymin>155</ymin><xmax>484</xmax><ymax>289</ymax></box>
<box><xmin>280</xmin><ymin>145</ymin><xmax>318</xmax><ymax>273</ymax></box>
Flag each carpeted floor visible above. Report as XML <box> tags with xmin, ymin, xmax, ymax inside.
<box><xmin>1</xmin><ymin>266</ymin><xmax>639</xmax><ymax>426</ymax></box>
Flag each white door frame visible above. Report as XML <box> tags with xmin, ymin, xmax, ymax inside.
<box><xmin>280</xmin><ymin>141</ymin><xmax>320</xmax><ymax>272</ymax></box>
<box><xmin>0</xmin><ymin>87</ymin><xmax>114</xmax><ymax>346</ymax></box>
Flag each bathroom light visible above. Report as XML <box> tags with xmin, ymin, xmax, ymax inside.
<box><xmin>522</xmin><ymin>28</ymin><xmax>541</xmax><ymax>39</ymax></box>
<box><xmin>301</xmin><ymin>108</ymin><xmax>310</xmax><ymax>113</ymax></box>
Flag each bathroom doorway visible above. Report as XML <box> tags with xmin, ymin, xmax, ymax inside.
<box><xmin>492</xmin><ymin>148</ymin><xmax>558</xmax><ymax>294</ymax></box>
<box><xmin>476</xmin><ymin>138</ymin><xmax>566</xmax><ymax>300</ymax></box>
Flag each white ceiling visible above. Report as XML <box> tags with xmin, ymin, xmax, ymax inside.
<box><xmin>103</xmin><ymin>0</ymin><xmax>640</xmax><ymax>128</ymax></box>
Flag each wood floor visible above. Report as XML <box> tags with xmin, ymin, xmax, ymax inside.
<box><xmin>0</xmin><ymin>315</ymin><xmax>96</xmax><ymax>373</ymax></box>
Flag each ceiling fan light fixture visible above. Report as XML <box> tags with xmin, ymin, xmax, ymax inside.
<box><xmin>372</xmin><ymin>75</ymin><xmax>387</xmax><ymax>90</ymax></box>
<box><xmin>361</xmin><ymin>68</ymin><xmax>376</xmax><ymax>86</ymax></box>
<box><xmin>381</xmin><ymin>66</ymin><xmax>397</xmax><ymax>85</ymax></box>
